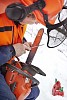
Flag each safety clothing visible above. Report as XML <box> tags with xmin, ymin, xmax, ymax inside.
<box><xmin>0</xmin><ymin>72</ymin><xmax>16</xmax><ymax>100</ymax></box>
<box><xmin>21</xmin><ymin>0</ymin><xmax>64</xmax><ymax>25</ymax></box>
<box><xmin>0</xmin><ymin>12</ymin><xmax>26</xmax><ymax>65</ymax></box>
<box><xmin>0</xmin><ymin>13</ymin><xmax>27</xmax><ymax>46</ymax></box>
<box><xmin>0</xmin><ymin>45</ymin><xmax>15</xmax><ymax>66</ymax></box>
<box><xmin>0</xmin><ymin>0</ymin><xmax>64</xmax><ymax>26</ymax></box>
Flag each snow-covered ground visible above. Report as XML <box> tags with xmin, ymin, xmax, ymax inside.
<box><xmin>19</xmin><ymin>0</ymin><xmax>67</xmax><ymax>99</ymax></box>
<box><xmin>19</xmin><ymin>22</ymin><xmax>67</xmax><ymax>100</ymax></box>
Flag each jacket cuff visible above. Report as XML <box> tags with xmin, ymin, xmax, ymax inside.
<box><xmin>9</xmin><ymin>45</ymin><xmax>16</xmax><ymax>57</ymax></box>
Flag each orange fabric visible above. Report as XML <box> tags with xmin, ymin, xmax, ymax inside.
<box><xmin>21</xmin><ymin>0</ymin><xmax>64</xmax><ymax>25</ymax></box>
<box><xmin>0</xmin><ymin>0</ymin><xmax>64</xmax><ymax>26</ymax></box>
<box><xmin>0</xmin><ymin>0</ymin><xmax>21</xmax><ymax>14</ymax></box>
<box><xmin>0</xmin><ymin>13</ymin><xmax>27</xmax><ymax>46</ymax></box>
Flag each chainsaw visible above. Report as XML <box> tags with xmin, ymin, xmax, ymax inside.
<box><xmin>5</xmin><ymin>28</ymin><xmax>46</xmax><ymax>100</ymax></box>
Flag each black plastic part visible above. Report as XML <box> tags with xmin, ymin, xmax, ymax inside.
<box><xmin>5</xmin><ymin>0</ymin><xmax>46</xmax><ymax>22</ymax></box>
<box><xmin>10</xmin><ymin>82</ymin><xmax>17</xmax><ymax>92</ymax></box>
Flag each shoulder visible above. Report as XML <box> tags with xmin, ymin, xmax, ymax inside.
<box><xmin>0</xmin><ymin>13</ymin><xmax>14</xmax><ymax>26</ymax></box>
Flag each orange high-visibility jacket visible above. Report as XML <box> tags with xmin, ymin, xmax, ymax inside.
<box><xmin>0</xmin><ymin>0</ymin><xmax>64</xmax><ymax>25</ymax></box>
<box><xmin>0</xmin><ymin>13</ymin><xmax>27</xmax><ymax>46</ymax></box>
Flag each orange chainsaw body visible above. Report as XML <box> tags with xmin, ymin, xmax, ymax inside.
<box><xmin>5</xmin><ymin>61</ymin><xmax>32</xmax><ymax>100</ymax></box>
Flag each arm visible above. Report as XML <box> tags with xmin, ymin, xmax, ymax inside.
<box><xmin>0</xmin><ymin>39</ymin><xmax>32</xmax><ymax>66</ymax></box>
<box><xmin>0</xmin><ymin>45</ymin><xmax>16</xmax><ymax>66</ymax></box>
<box><xmin>0</xmin><ymin>38</ymin><xmax>32</xmax><ymax>66</ymax></box>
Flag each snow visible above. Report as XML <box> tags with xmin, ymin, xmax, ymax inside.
<box><xmin>19</xmin><ymin>22</ymin><xmax>67</xmax><ymax>100</ymax></box>
<box><xmin>19</xmin><ymin>1</ymin><xmax>67</xmax><ymax>99</ymax></box>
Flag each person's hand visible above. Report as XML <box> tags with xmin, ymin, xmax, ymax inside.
<box><xmin>13</xmin><ymin>42</ymin><xmax>32</xmax><ymax>57</ymax></box>
<box><xmin>24</xmin><ymin>42</ymin><xmax>32</xmax><ymax>50</ymax></box>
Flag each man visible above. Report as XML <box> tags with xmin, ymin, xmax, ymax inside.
<box><xmin>0</xmin><ymin>13</ymin><xmax>40</xmax><ymax>100</ymax></box>
<box><xmin>0</xmin><ymin>0</ymin><xmax>64</xmax><ymax>100</ymax></box>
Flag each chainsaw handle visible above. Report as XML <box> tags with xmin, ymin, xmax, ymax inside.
<box><xmin>6</xmin><ymin>63</ymin><xmax>39</xmax><ymax>87</ymax></box>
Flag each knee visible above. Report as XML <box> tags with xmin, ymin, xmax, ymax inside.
<box><xmin>26</xmin><ymin>86</ymin><xmax>40</xmax><ymax>100</ymax></box>
<box><xmin>32</xmin><ymin>86</ymin><xmax>40</xmax><ymax>99</ymax></box>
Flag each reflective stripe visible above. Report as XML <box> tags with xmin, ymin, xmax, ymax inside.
<box><xmin>0</xmin><ymin>26</ymin><xmax>12</xmax><ymax>32</ymax></box>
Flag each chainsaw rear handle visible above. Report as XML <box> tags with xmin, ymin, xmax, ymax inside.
<box><xmin>6</xmin><ymin>63</ymin><xmax>39</xmax><ymax>87</ymax></box>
